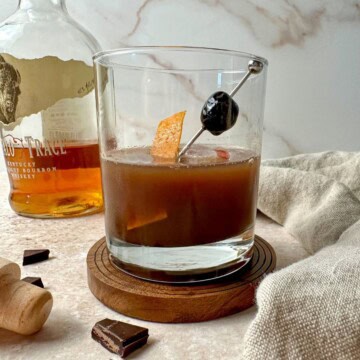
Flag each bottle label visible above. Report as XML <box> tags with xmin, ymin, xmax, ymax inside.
<box><xmin>2</xmin><ymin>134</ymin><xmax>67</xmax><ymax>180</ymax></box>
<box><xmin>0</xmin><ymin>53</ymin><xmax>95</xmax><ymax>129</ymax></box>
<box><xmin>0</xmin><ymin>53</ymin><xmax>98</xmax><ymax>185</ymax></box>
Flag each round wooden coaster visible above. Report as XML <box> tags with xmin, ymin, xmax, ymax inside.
<box><xmin>87</xmin><ymin>236</ymin><xmax>276</xmax><ymax>323</ymax></box>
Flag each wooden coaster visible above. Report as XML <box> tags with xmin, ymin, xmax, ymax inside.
<box><xmin>87</xmin><ymin>236</ymin><xmax>276</xmax><ymax>323</ymax></box>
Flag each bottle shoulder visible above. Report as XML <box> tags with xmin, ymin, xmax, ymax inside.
<box><xmin>0</xmin><ymin>10</ymin><xmax>101</xmax><ymax>61</ymax></box>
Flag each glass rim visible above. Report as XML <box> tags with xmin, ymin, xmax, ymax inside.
<box><xmin>93</xmin><ymin>46</ymin><xmax>268</xmax><ymax>73</ymax></box>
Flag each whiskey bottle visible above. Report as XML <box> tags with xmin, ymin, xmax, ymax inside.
<box><xmin>0</xmin><ymin>0</ymin><xmax>103</xmax><ymax>218</ymax></box>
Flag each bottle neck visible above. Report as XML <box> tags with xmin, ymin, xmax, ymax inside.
<box><xmin>18</xmin><ymin>0</ymin><xmax>66</xmax><ymax>11</ymax></box>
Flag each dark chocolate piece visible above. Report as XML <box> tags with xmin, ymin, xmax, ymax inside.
<box><xmin>21</xmin><ymin>277</ymin><xmax>44</xmax><ymax>288</ymax></box>
<box><xmin>23</xmin><ymin>249</ymin><xmax>50</xmax><ymax>265</ymax></box>
<box><xmin>91</xmin><ymin>318</ymin><xmax>149</xmax><ymax>358</ymax></box>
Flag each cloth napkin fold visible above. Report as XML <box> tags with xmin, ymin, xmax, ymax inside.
<box><xmin>243</xmin><ymin>152</ymin><xmax>360</xmax><ymax>360</ymax></box>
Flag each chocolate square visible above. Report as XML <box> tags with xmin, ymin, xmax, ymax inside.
<box><xmin>22</xmin><ymin>276</ymin><xmax>44</xmax><ymax>288</ymax></box>
<box><xmin>91</xmin><ymin>318</ymin><xmax>149</xmax><ymax>358</ymax></box>
<box><xmin>23</xmin><ymin>249</ymin><xmax>50</xmax><ymax>265</ymax></box>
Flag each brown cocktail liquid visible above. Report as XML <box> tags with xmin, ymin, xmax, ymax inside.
<box><xmin>102</xmin><ymin>145</ymin><xmax>259</xmax><ymax>248</ymax></box>
<box><xmin>3</xmin><ymin>143</ymin><xmax>102</xmax><ymax>217</ymax></box>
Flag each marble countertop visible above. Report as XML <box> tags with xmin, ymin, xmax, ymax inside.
<box><xmin>2</xmin><ymin>0</ymin><xmax>360</xmax><ymax>162</ymax></box>
<box><xmin>0</xmin><ymin>171</ymin><xmax>309</xmax><ymax>360</ymax></box>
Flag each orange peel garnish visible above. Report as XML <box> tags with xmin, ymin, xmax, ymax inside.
<box><xmin>127</xmin><ymin>210</ymin><xmax>168</xmax><ymax>231</ymax></box>
<box><xmin>150</xmin><ymin>111</ymin><xmax>186</xmax><ymax>160</ymax></box>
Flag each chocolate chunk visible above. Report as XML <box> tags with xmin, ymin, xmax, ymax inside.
<box><xmin>22</xmin><ymin>277</ymin><xmax>44</xmax><ymax>288</ymax></box>
<box><xmin>23</xmin><ymin>249</ymin><xmax>50</xmax><ymax>265</ymax></box>
<box><xmin>91</xmin><ymin>318</ymin><xmax>149</xmax><ymax>358</ymax></box>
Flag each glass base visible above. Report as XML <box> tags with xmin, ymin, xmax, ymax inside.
<box><xmin>107</xmin><ymin>229</ymin><xmax>254</xmax><ymax>283</ymax></box>
<box><xmin>9</xmin><ymin>191</ymin><xmax>103</xmax><ymax>218</ymax></box>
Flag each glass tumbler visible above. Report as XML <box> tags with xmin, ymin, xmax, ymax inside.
<box><xmin>94</xmin><ymin>47</ymin><xmax>268</xmax><ymax>283</ymax></box>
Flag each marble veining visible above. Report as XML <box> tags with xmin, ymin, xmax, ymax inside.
<box><xmin>120</xmin><ymin>0</ymin><xmax>360</xmax><ymax>48</ymax></box>
<box><xmin>0</xmin><ymin>0</ymin><xmax>360</xmax><ymax>171</ymax></box>
<box><xmin>200</xmin><ymin>0</ymin><xmax>360</xmax><ymax>48</ymax></box>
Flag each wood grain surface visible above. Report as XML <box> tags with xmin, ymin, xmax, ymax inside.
<box><xmin>87</xmin><ymin>236</ymin><xmax>276</xmax><ymax>323</ymax></box>
<box><xmin>0</xmin><ymin>257</ymin><xmax>53</xmax><ymax>335</ymax></box>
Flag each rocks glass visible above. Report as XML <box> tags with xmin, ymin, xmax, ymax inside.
<box><xmin>94</xmin><ymin>47</ymin><xmax>267</xmax><ymax>283</ymax></box>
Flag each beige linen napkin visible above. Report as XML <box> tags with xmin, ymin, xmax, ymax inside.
<box><xmin>243</xmin><ymin>152</ymin><xmax>360</xmax><ymax>360</ymax></box>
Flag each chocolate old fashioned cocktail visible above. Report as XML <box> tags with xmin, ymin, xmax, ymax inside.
<box><xmin>102</xmin><ymin>145</ymin><xmax>259</xmax><ymax>248</ymax></box>
<box><xmin>94</xmin><ymin>47</ymin><xmax>267</xmax><ymax>282</ymax></box>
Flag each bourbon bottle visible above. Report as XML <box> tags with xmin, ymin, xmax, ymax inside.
<box><xmin>0</xmin><ymin>0</ymin><xmax>103</xmax><ymax>217</ymax></box>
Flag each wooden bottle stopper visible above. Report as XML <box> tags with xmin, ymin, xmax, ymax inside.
<box><xmin>0</xmin><ymin>257</ymin><xmax>53</xmax><ymax>335</ymax></box>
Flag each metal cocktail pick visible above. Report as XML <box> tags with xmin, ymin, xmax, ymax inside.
<box><xmin>178</xmin><ymin>59</ymin><xmax>263</xmax><ymax>159</ymax></box>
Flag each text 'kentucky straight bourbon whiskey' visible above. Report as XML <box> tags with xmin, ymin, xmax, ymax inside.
<box><xmin>0</xmin><ymin>0</ymin><xmax>103</xmax><ymax>217</ymax></box>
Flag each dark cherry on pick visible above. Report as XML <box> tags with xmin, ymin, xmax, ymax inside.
<box><xmin>201</xmin><ymin>91</ymin><xmax>239</xmax><ymax>135</ymax></box>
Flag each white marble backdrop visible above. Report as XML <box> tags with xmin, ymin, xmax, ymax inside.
<box><xmin>1</xmin><ymin>0</ymin><xmax>360</xmax><ymax>164</ymax></box>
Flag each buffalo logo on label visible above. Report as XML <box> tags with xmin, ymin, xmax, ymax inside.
<box><xmin>0</xmin><ymin>55</ymin><xmax>21</xmax><ymax>125</ymax></box>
